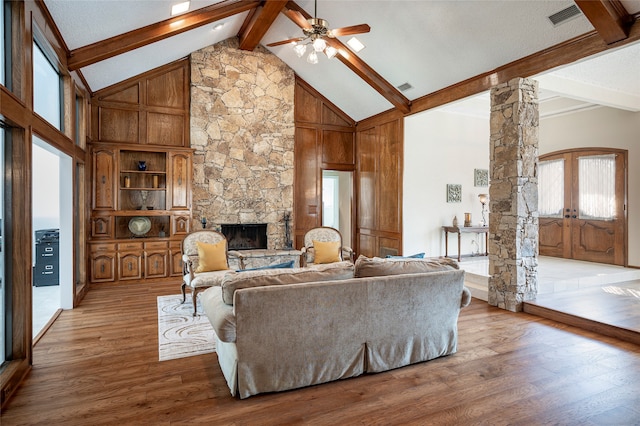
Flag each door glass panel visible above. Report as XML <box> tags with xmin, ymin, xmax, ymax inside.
<box><xmin>321</xmin><ymin>170</ymin><xmax>352</xmax><ymax>248</ymax></box>
<box><xmin>578</xmin><ymin>154</ymin><xmax>616</xmax><ymax>220</ymax></box>
<box><xmin>538</xmin><ymin>158</ymin><xmax>564</xmax><ymax>218</ymax></box>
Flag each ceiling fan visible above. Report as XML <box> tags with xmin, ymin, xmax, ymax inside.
<box><xmin>266</xmin><ymin>0</ymin><xmax>370</xmax><ymax>64</ymax></box>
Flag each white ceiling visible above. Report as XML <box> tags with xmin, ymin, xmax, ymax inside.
<box><xmin>45</xmin><ymin>0</ymin><xmax>640</xmax><ymax>121</ymax></box>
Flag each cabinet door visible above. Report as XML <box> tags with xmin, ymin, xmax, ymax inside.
<box><xmin>118</xmin><ymin>252</ymin><xmax>142</xmax><ymax>280</ymax></box>
<box><xmin>90</xmin><ymin>253</ymin><xmax>116</xmax><ymax>282</ymax></box>
<box><xmin>170</xmin><ymin>241</ymin><xmax>183</xmax><ymax>276</ymax></box>
<box><xmin>145</xmin><ymin>251</ymin><xmax>168</xmax><ymax>278</ymax></box>
<box><xmin>170</xmin><ymin>152</ymin><xmax>191</xmax><ymax>210</ymax></box>
<box><xmin>172</xmin><ymin>214</ymin><xmax>190</xmax><ymax>236</ymax></box>
<box><xmin>91</xmin><ymin>216</ymin><xmax>113</xmax><ymax>238</ymax></box>
<box><xmin>93</xmin><ymin>148</ymin><xmax>116</xmax><ymax>210</ymax></box>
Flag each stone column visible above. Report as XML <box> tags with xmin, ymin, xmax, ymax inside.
<box><xmin>488</xmin><ymin>78</ymin><xmax>539</xmax><ymax>312</ymax></box>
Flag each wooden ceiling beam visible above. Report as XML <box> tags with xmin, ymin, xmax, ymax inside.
<box><xmin>239</xmin><ymin>0</ymin><xmax>289</xmax><ymax>51</ymax></box>
<box><xmin>284</xmin><ymin>1</ymin><xmax>411</xmax><ymax>114</ymax></box>
<box><xmin>409</xmin><ymin>17</ymin><xmax>640</xmax><ymax>118</ymax></box>
<box><xmin>67</xmin><ymin>0</ymin><xmax>260</xmax><ymax>71</ymax></box>
<box><xmin>575</xmin><ymin>0</ymin><xmax>632</xmax><ymax>44</ymax></box>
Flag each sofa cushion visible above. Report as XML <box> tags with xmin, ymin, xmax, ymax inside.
<box><xmin>354</xmin><ymin>255</ymin><xmax>459</xmax><ymax>278</ymax></box>
<box><xmin>221</xmin><ymin>261</ymin><xmax>355</xmax><ymax>305</ymax></box>
<box><xmin>195</xmin><ymin>240</ymin><xmax>228</xmax><ymax>273</ymax></box>
<box><xmin>201</xmin><ymin>287</ymin><xmax>236</xmax><ymax>343</ymax></box>
<box><xmin>313</xmin><ymin>240</ymin><xmax>341</xmax><ymax>264</ymax></box>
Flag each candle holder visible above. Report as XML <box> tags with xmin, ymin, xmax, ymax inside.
<box><xmin>464</xmin><ymin>212</ymin><xmax>472</xmax><ymax>227</ymax></box>
<box><xmin>201</xmin><ymin>217</ymin><xmax>207</xmax><ymax>229</ymax></box>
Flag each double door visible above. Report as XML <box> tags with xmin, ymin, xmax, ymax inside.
<box><xmin>538</xmin><ymin>149</ymin><xmax>627</xmax><ymax>265</ymax></box>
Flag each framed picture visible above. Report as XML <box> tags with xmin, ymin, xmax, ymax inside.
<box><xmin>446</xmin><ymin>184</ymin><xmax>462</xmax><ymax>203</ymax></box>
<box><xmin>474</xmin><ymin>169</ymin><xmax>489</xmax><ymax>187</ymax></box>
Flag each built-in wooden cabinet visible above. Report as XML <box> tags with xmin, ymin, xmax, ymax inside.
<box><xmin>88</xmin><ymin>145</ymin><xmax>192</xmax><ymax>284</ymax></box>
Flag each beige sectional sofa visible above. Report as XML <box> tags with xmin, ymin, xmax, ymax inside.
<box><xmin>202</xmin><ymin>256</ymin><xmax>471</xmax><ymax>399</ymax></box>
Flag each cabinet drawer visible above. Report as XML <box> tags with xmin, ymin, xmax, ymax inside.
<box><xmin>90</xmin><ymin>243</ymin><xmax>117</xmax><ymax>252</ymax></box>
<box><xmin>118</xmin><ymin>242</ymin><xmax>143</xmax><ymax>251</ymax></box>
<box><xmin>144</xmin><ymin>241</ymin><xmax>169</xmax><ymax>250</ymax></box>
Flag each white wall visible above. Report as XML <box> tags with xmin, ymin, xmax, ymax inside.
<box><xmin>404</xmin><ymin>104</ymin><xmax>640</xmax><ymax>267</ymax></box>
<box><xmin>540</xmin><ymin>106</ymin><xmax>640</xmax><ymax>267</ymax></box>
<box><xmin>404</xmin><ymin>110</ymin><xmax>490</xmax><ymax>258</ymax></box>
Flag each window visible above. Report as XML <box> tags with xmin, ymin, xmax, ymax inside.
<box><xmin>538</xmin><ymin>158</ymin><xmax>564</xmax><ymax>218</ymax></box>
<box><xmin>1</xmin><ymin>127</ymin><xmax>7</xmax><ymax>365</ymax></box>
<box><xmin>578</xmin><ymin>154</ymin><xmax>616</xmax><ymax>220</ymax></box>
<box><xmin>33</xmin><ymin>39</ymin><xmax>62</xmax><ymax>130</ymax></box>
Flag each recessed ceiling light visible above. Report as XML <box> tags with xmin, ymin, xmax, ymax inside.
<box><xmin>347</xmin><ymin>37</ymin><xmax>365</xmax><ymax>53</ymax></box>
<box><xmin>213</xmin><ymin>23</ymin><xmax>225</xmax><ymax>31</ymax></box>
<box><xmin>171</xmin><ymin>1</ymin><xmax>190</xmax><ymax>16</ymax></box>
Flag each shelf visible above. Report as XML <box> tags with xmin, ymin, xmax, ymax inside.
<box><xmin>121</xmin><ymin>170</ymin><xmax>167</xmax><ymax>174</ymax></box>
<box><xmin>120</xmin><ymin>187</ymin><xmax>166</xmax><ymax>191</ymax></box>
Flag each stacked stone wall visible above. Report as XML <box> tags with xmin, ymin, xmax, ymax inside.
<box><xmin>488</xmin><ymin>78</ymin><xmax>539</xmax><ymax>312</ymax></box>
<box><xmin>190</xmin><ymin>38</ymin><xmax>295</xmax><ymax>249</ymax></box>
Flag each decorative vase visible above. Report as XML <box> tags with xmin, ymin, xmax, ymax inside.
<box><xmin>452</xmin><ymin>216</ymin><xmax>458</xmax><ymax>227</ymax></box>
<box><xmin>137</xmin><ymin>161</ymin><xmax>147</xmax><ymax>171</ymax></box>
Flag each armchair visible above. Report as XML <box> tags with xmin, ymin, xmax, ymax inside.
<box><xmin>301</xmin><ymin>226</ymin><xmax>354</xmax><ymax>267</ymax></box>
<box><xmin>181</xmin><ymin>230</ymin><xmax>236</xmax><ymax>316</ymax></box>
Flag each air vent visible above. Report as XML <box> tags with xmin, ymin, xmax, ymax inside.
<box><xmin>548</xmin><ymin>4</ymin><xmax>582</xmax><ymax>26</ymax></box>
<box><xmin>397</xmin><ymin>82</ymin><xmax>413</xmax><ymax>92</ymax></box>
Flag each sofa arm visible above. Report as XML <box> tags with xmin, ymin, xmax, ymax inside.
<box><xmin>461</xmin><ymin>286</ymin><xmax>472</xmax><ymax>308</ymax></box>
<box><xmin>201</xmin><ymin>287</ymin><xmax>236</xmax><ymax>343</ymax></box>
<box><xmin>228</xmin><ymin>250</ymin><xmax>245</xmax><ymax>270</ymax></box>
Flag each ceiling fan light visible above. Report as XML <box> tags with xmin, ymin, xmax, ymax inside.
<box><xmin>171</xmin><ymin>1</ymin><xmax>190</xmax><ymax>16</ymax></box>
<box><xmin>325</xmin><ymin>46</ymin><xmax>338</xmax><ymax>59</ymax></box>
<box><xmin>307</xmin><ymin>50</ymin><xmax>319</xmax><ymax>64</ymax></box>
<box><xmin>312</xmin><ymin>38</ymin><xmax>327</xmax><ymax>52</ymax></box>
<box><xmin>293</xmin><ymin>43</ymin><xmax>307</xmax><ymax>58</ymax></box>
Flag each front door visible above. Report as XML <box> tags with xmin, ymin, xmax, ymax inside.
<box><xmin>539</xmin><ymin>148</ymin><xmax>627</xmax><ymax>266</ymax></box>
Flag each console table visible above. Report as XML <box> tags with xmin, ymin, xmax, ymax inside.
<box><xmin>442</xmin><ymin>226</ymin><xmax>488</xmax><ymax>261</ymax></box>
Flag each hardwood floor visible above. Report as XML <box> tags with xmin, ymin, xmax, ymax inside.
<box><xmin>2</xmin><ymin>282</ymin><xmax>640</xmax><ymax>425</ymax></box>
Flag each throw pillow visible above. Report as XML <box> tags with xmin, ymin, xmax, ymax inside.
<box><xmin>237</xmin><ymin>260</ymin><xmax>295</xmax><ymax>272</ymax></box>
<box><xmin>195</xmin><ymin>240</ymin><xmax>228</xmax><ymax>273</ymax></box>
<box><xmin>313</xmin><ymin>240</ymin><xmax>341</xmax><ymax>264</ymax></box>
<box><xmin>386</xmin><ymin>252</ymin><xmax>425</xmax><ymax>259</ymax></box>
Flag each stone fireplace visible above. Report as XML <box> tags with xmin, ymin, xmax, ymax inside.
<box><xmin>221</xmin><ymin>223</ymin><xmax>268</xmax><ymax>251</ymax></box>
<box><xmin>190</xmin><ymin>37</ymin><xmax>295</xmax><ymax>250</ymax></box>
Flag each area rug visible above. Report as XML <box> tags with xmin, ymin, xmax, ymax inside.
<box><xmin>157</xmin><ymin>294</ymin><xmax>216</xmax><ymax>361</ymax></box>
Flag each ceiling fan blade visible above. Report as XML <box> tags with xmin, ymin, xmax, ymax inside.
<box><xmin>328</xmin><ymin>24</ymin><xmax>371</xmax><ymax>38</ymax></box>
<box><xmin>283</xmin><ymin>8</ymin><xmax>312</xmax><ymax>30</ymax></box>
<box><xmin>266</xmin><ymin>37</ymin><xmax>306</xmax><ymax>47</ymax></box>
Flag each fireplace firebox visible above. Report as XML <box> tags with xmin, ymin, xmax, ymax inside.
<box><xmin>221</xmin><ymin>224</ymin><xmax>268</xmax><ymax>250</ymax></box>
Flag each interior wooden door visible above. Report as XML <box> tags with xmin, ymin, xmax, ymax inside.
<box><xmin>539</xmin><ymin>149</ymin><xmax>627</xmax><ymax>266</ymax></box>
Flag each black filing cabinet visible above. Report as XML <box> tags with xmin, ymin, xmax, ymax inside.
<box><xmin>33</xmin><ymin>228</ymin><xmax>59</xmax><ymax>287</ymax></box>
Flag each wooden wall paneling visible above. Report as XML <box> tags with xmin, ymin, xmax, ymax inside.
<box><xmin>146</xmin><ymin>66</ymin><xmax>186</xmax><ymax>109</ymax></box>
<box><xmin>322</xmin><ymin>130</ymin><xmax>354</xmax><ymax>166</ymax></box>
<box><xmin>97</xmin><ymin>83</ymin><xmax>140</xmax><ymax>104</ymax></box>
<box><xmin>358</xmin><ymin>232</ymin><xmax>376</xmax><ymax>258</ymax></box>
<box><xmin>295</xmin><ymin>80</ymin><xmax>321</xmax><ymax>123</ymax></box>
<box><xmin>294</xmin><ymin>126</ymin><xmax>320</xmax><ymax>245</ymax></box>
<box><xmin>98</xmin><ymin>107</ymin><xmax>139</xmax><ymax>144</ymax></box>
<box><xmin>147</xmin><ymin>112</ymin><xmax>184</xmax><ymax>146</ymax></box>
<box><xmin>357</xmin><ymin>127</ymin><xmax>377</xmax><ymax>231</ymax></box>
<box><xmin>322</xmin><ymin>104</ymin><xmax>352</xmax><ymax>127</ymax></box>
<box><xmin>377</xmin><ymin>120</ymin><xmax>402</xmax><ymax>234</ymax></box>
<box><xmin>379</xmin><ymin>236</ymin><xmax>401</xmax><ymax>257</ymax></box>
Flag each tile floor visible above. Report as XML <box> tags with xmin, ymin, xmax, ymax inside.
<box><xmin>33</xmin><ymin>284</ymin><xmax>60</xmax><ymax>338</ymax></box>
<box><xmin>460</xmin><ymin>255</ymin><xmax>640</xmax><ymax>301</ymax></box>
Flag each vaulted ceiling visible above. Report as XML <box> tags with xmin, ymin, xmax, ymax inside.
<box><xmin>45</xmin><ymin>0</ymin><xmax>640</xmax><ymax>121</ymax></box>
